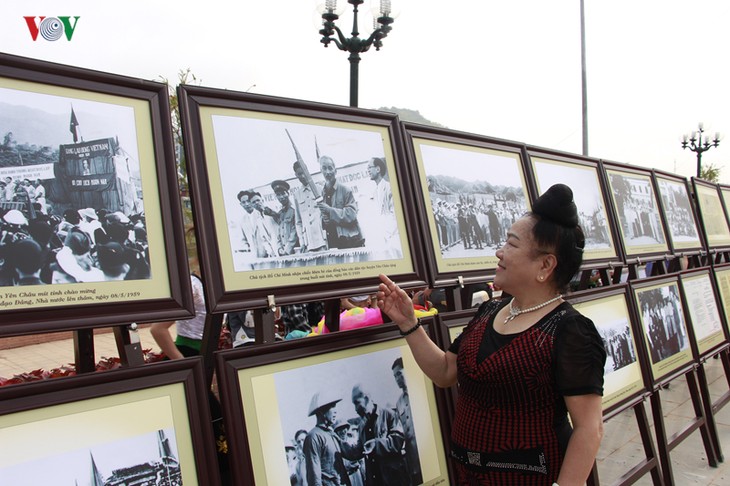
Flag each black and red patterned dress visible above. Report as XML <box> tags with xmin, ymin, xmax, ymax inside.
<box><xmin>448</xmin><ymin>298</ymin><xmax>606</xmax><ymax>485</ymax></box>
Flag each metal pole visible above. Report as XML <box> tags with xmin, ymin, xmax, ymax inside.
<box><xmin>349</xmin><ymin>53</ymin><xmax>360</xmax><ymax>107</ymax></box>
<box><xmin>349</xmin><ymin>1</ymin><xmax>361</xmax><ymax>107</ymax></box>
<box><xmin>697</xmin><ymin>151</ymin><xmax>703</xmax><ymax>178</ymax></box>
<box><xmin>580</xmin><ymin>0</ymin><xmax>589</xmax><ymax>156</ymax></box>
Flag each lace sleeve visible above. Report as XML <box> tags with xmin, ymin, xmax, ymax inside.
<box><xmin>554</xmin><ymin>311</ymin><xmax>607</xmax><ymax>396</ymax></box>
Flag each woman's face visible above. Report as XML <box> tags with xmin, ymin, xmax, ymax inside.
<box><xmin>494</xmin><ymin>216</ymin><xmax>546</xmax><ymax>293</ymax></box>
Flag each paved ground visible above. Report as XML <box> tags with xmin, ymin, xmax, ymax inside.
<box><xmin>1</xmin><ymin>329</ymin><xmax>730</xmax><ymax>484</ymax></box>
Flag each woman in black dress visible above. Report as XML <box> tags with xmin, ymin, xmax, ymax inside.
<box><xmin>377</xmin><ymin>184</ymin><xmax>606</xmax><ymax>485</ymax></box>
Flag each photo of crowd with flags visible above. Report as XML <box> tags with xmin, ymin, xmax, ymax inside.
<box><xmin>0</xmin><ymin>428</ymin><xmax>181</xmax><ymax>485</ymax></box>
<box><xmin>0</xmin><ymin>86</ymin><xmax>149</xmax><ymax>287</ymax></box>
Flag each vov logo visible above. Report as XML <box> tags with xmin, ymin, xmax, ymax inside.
<box><xmin>23</xmin><ymin>16</ymin><xmax>81</xmax><ymax>41</ymax></box>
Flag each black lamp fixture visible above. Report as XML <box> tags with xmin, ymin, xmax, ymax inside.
<box><xmin>319</xmin><ymin>0</ymin><xmax>395</xmax><ymax>107</ymax></box>
<box><xmin>681</xmin><ymin>122</ymin><xmax>721</xmax><ymax>178</ymax></box>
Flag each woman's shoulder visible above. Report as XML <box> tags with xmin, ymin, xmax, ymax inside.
<box><xmin>475</xmin><ymin>298</ymin><xmax>505</xmax><ymax>319</ymax></box>
<box><xmin>555</xmin><ymin>302</ymin><xmax>602</xmax><ymax>341</ymax></box>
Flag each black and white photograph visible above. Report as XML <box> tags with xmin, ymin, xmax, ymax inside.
<box><xmin>0</xmin><ymin>84</ymin><xmax>151</xmax><ymax>288</ymax></box>
<box><xmin>0</xmin><ymin>428</ymin><xmax>181</xmax><ymax>486</ymax></box>
<box><xmin>636</xmin><ymin>283</ymin><xmax>689</xmax><ymax>365</ymax></box>
<box><xmin>211</xmin><ymin>115</ymin><xmax>404</xmax><ymax>273</ymax></box>
<box><xmin>0</xmin><ymin>362</ymin><xmax>211</xmax><ymax>486</ymax></box>
<box><xmin>596</xmin><ymin>316</ymin><xmax>637</xmax><ymax>375</ymax></box>
<box><xmin>606</xmin><ymin>169</ymin><xmax>668</xmax><ymax>256</ymax></box>
<box><xmin>274</xmin><ymin>347</ymin><xmax>422</xmax><ymax>486</ymax></box>
<box><xmin>655</xmin><ymin>176</ymin><xmax>702</xmax><ymax>251</ymax></box>
<box><xmin>572</xmin><ymin>291</ymin><xmax>644</xmax><ymax>411</ymax></box>
<box><xmin>531</xmin><ymin>157</ymin><xmax>617</xmax><ymax>261</ymax></box>
<box><xmin>221</xmin><ymin>335</ymin><xmax>451</xmax><ymax>486</ymax></box>
<box><xmin>416</xmin><ymin>141</ymin><xmax>528</xmax><ymax>261</ymax></box>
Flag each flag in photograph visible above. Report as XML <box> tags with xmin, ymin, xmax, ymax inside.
<box><xmin>70</xmin><ymin>107</ymin><xmax>79</xmax><ymax>142</ymax></box>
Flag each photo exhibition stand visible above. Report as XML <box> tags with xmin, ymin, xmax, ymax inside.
<box><xmin>72</xmin><ymin>324</ymin><xmax>145</xmax><ymax>374</ymax></box>
<box><xmin>5</xmin><ymin>51</ymin><xmax>730</xmax><ymax>486</ymax></box>
<box><xmin>650</xmin><ymin>363</ymin><xmax>720</xmax><ymax>485</ymax></box>
<box><xmin>577</xmin><ymin>254</ymin><xmax>690</xmax><ymax>291</ymax></box>
<box><xmin>588</xmin><ymin>392</ymin><xmax>663</xmax><ymax>486</ymax></box>
<box><xmin>588</xmin><ymin>270</ymin><xmax>724</xmax><ymax>486</ymax></box>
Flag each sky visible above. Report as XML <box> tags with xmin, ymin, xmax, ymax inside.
<box><xmin>2</xmin><ymin>0</ymin><xmax>729</xmax><ymax>182</ymax></box>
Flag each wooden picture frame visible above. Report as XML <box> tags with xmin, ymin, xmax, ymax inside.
<box><xmin>693</xmin><ymin>178</ymin><xmax>730</xmax><ymax>250</ymax></box>
<box><xmin>433</xmin><ymin>308</ymin><xmax>478</xmax><ymax>425</ymax></box>
<box><xmin>0</xmin><ymin>52</ymin><xmax>192</xmax><ymax>336</ymax></box>
<box><xmin>653</xmin><ymin>170</ymin><xmax>704</xmax><ymax>254</ymax></box>
<box><xmin>569</xmin><ymin>286</ymin><xmax>646</xmax><ymax>414</ymax></box>
<box><xmin>0</xmin><ymin>358</ymin><xmax>219</xmax><ymax>485</ymax></box>
<box><xmin>602</xmin><ymin>161</ymin><xmax>669</xmax><ymax>260</ymax></box>
<box><xmin>178</xmin><ymin>86</ymin><xmax>427</xmax><ymax>311</ymax></box>
<box><xmin>401</xmin><ymin>122</ymin><xmax>531</xmax><ymax>287</ymax></box>
<box><xmin>525</xmin><ymin>148</ymin><xmax>620</xmax><ymax>267</ymax></box>
<box><xmin>719</xmin><ymin>184</ymin><xmax>730</xmax><ymax>233</ymax></box>
<box><xmin>713</xmin><ymin>263</ymin><xmax>730</xmax><ymax>326</ymax></box>
<box><xmin>629</xmin><ymin>276</ymin><xmax>694</xmax><ymax>385</ymax></box>
<box><xmin>216</xmin><ymin>324</ymin><xmax>451</xmax><ymax>486</ymax></box>
<box><xmin>679</xmin><ymin>269</ymin><xmax>727</xmax><ymax>358</ymax></box>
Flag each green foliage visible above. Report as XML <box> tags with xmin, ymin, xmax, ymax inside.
<box><xmin>700</xmin><ymin>162</ymin><xmax>722</xmax><ymax>183</ymax></box>
<box><xmin>158</xmin><ymin>69</ymin><xmax>201</xmax><ymax>226</ymax></box>
<box><xmin>0</xmin><ymin>134</ymin><xmax>57</xmax><ymax>167</ymax></box>
<box><xmin>158</xmin><ymin>69</ymin><xmax>201</xmax><ymax>183</ymax></box>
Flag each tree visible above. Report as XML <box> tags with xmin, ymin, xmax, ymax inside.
<box><xmin>158</xmin><ymin>69</ymin><xmax>201</xmax><ymax>226</ymax></box>
<box><xmin>2</xmin><ymin>131</ymin><xmax>14</xmax><ymax>148</ymax></box>
<box><xmin>700</xmin><ymin>162</ymin><xmax>722</xmax><ymax>183</ymax></box>
<box><xmin>158</xmin><ymin>68</ymin><xmax>201</xmax><ymax>194</ymax></box>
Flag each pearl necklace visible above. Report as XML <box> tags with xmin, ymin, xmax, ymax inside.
<box><xmin>504</xmin><ymin>294</ymin><xmax>563</xmax><ymax>324</ymax></box>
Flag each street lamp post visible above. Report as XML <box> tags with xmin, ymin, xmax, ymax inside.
<box><xmin>319</xmin><ymin>0</ymin><xmax>394</xmax><ymax>107</ymax></box>
<box><xmin>681</xmin><ymin>123</ymin><xmax>721</xmax><ymax>178</ymax></box>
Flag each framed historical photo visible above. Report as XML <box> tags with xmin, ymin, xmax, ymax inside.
<box><xmin>630</xmin><ymin>276</ymin><xmax>694</xmax><ymax>386</ymax></box>
<box><xmin>692</xmin><ymin>178</ymin><xmax>730</xmax><ymax>250</ymax></box>
<box><xmin>602</xmin><ymin>161</ymin><xmax>669</xmax><ymax>260</ymax></box>
<box><xmin>401</xmin><ymin>122</ymin><xmax>531</xmax><ymax>287</ymax></box>
<box><xmin>713</xmin><ymin>263</ymin><xmax>730</xmax><ymax>329</ymax></box>
<box><xmin>0</xmin><ymin>53</ymin><xmax>193</xmax><ymax>335</ymax></box>
<box><xmin>0</xmin><ymin>358</ymin><xmax>219</xmax><ymax>485</ymax></box>
<box><xmin>216</xmin><ymin>324</ymin><xmax>451</xmax><ymax>486</ymax></box>
<box><xmin>679</xmin><ymin>269</ymin><xmax>727</xmax><ymax>358</ymax></box>
<box><xmin>526</xmin><ymin>148</ymin><xmax>620</xmax><ymax>266</ymax></box>
<box><xmin>653</xmin><ymin>170</ymin><xmax>704</xmax><ymax>254</ymax></box>
<box><xmin>178</xmin><ymin>86</ymin><xmax>427</xmax><ymax>311</ymax></box>
<box><xmin>569</xmin><ymin>286</ymin><xmax>646</xmax><ymax>414</ymax></box>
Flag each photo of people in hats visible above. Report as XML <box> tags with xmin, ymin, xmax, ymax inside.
<box><xmin>272</xmin><ymin>346</ymin><xmax>426</xmax><ymax>486</ymax></box>
<box><xmin>209</xmin><ymin>115</ymin><xmax>405</xmax><ymax>273</ymax></box>
<box><xmin>0</xmin><ymin>84</ymin><xmax>151</xmax><ymax>288</ymax></box>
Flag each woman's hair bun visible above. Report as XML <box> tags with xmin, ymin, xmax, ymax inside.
<box><xmin>532</xmin><ymin>183</ymin><xmax>579</xmax><ymax>227</ymax></box>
